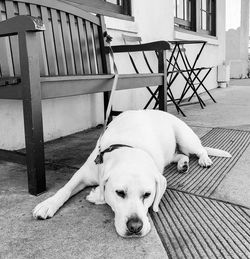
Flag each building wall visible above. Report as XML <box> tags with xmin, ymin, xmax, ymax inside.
<box><xmin>0</xmin><ymin>0</ymin><xmax>226</xmax><ymax>150</ymax></box>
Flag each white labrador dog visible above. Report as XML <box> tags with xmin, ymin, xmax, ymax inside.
<box><xmin>33</xmin><ymin>110</ymin><xmax>231</xmax><ymax>237</ymax></box>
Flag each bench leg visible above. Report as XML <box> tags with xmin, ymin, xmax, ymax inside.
<box><xmin>22</xmin><ymin>97</ymin><xmax>46</xmax><ymax>195</ymax></box>
<box><xmin>19</xmin><ymin>31</ymin><xmax>46</xmax><ymax>195</ymax></box>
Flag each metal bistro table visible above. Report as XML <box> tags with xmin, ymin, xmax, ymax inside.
<box><xmin>166</xmin><ymin>40</ymin><xmax>216</xmax><ymax>116</ymax></box>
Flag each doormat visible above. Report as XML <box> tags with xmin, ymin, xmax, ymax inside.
<box><xmin>151</xmin><ymin>189</ymin><xmax>250</xmax><ymax>259</ymax></box>
<box><xmin>164</xmin><ymin>128</ymin><xmax>250</xmax><ymax>197</ymax></box>
<box><xmin>153</xmin><ymin>128</ymin><xmax>250</xmax><ymax>258</ymax></box>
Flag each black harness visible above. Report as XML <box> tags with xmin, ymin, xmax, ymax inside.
<box><xmin>94</xmin><ymin>144</ymin><xmax>133</xmax><ymax>164</ymax></box>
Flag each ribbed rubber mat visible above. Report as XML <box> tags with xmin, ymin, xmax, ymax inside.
<box><xmin>164</xmin><ymin>128</ymin><xmax>250</xmax><ymax>196</ymax></box>
<box><xmin>151</xmin><ymin>189</ymin><xmax>250</xmax><ymax>259</ymax></box>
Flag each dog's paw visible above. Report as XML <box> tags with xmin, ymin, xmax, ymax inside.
<box><xmin>33</xmin><ymin>197</ymin><xmax>59</xmax><ymax>220</ymax></box>
<box><xmin>86</xmin><ymin>186</ymin><xmax>106</xmax><ymax>205</ymax></box>
<box><xmin>198</xmin><ymin>155</ymin><xmax>213</xmax><ymax>168</ymax></box>
<box><xmin>177</xmin><ymin>158</ymin><xmax>189</xmax><ymax>173</ymax></box>
<box><xmin>178</xmin><ymin>161</ymin><xmax>189</xmax><ymax>173</ymax></box>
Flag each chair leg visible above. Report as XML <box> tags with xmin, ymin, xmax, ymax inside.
<box><xmin>188</xmin><ymin>68</ymin><xmax>216</xmax><ymax>103</ymax></box>
<box><xmin>158</xmin><ymin>50</ymin><xmax>168</xmax><ymax>111</ymax></box>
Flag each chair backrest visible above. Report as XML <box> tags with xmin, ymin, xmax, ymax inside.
<box><xmin>122</xmin><ymin>34</ymin><xmax>154</xmax><ymax>74</ymax></box>
<box><xmin>0</xmin><ymin>0</ymin><xmax>107</xmax><ymax>78</ymax></box>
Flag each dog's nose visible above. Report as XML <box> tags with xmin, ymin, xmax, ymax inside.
<box><xmin>126</xmin><ymin>217</ymin><xmax>143</xmax><ymax>234</ymax></box>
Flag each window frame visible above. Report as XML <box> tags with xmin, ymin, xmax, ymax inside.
<box><xmin>174</xmin><ymin>0</ymin><xmax>216</xmax><ymax>37</ymax></box>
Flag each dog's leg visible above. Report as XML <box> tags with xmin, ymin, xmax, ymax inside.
<box><xmin>33</xmin><ymin>146</ymin><xmax>99</xmax><ymax>220</ymax></box>
<box><xmin>175</xmin><ymin>124</ymin><xmax>213</xmax><ymax>168</ymax></box>
<box><xmin>181</xmin><ymin>144</ymin><xmax>212</xmax><ymax>168</ymax></box>
<box><xmin>172</xmin><ymin>153</ymin><xmax>189</xmax><ymax>173</ymax></box>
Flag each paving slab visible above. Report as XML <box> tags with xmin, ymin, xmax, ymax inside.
<box><xmin>170</xmin><ymin>85</ymin><xmax>250</xmax><ymax>131</ymax></box>
<box><xmin>211</xmin><ymin>143</ymin><xmax>250</xmax><ymax>208</ymax></box>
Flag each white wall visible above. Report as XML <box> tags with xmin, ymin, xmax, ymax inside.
<box><xmin>0</xmin><ymin>94</ymin><xmax>103</xmax><ymax>150</ymax></box>
<box><xmin>1</xmin><ymin>0</ymin><xmax>226</xmax><ymax>150</ymax></box>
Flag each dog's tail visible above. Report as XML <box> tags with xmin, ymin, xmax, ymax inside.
<box><xmin>204</xmin><ymin>147</ymin><xmax>232</xmax><ymax>158</ymax></box>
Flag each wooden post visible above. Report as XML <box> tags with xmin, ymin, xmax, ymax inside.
<box><xmin>18</xmin><ymin>31</ymin><xmax>46</xmax><ymax>195</ymax></box>
<box><xmin>158</xmin><ymin>50</ymin><xmax>168</xmax><ymax>111</ymax></box>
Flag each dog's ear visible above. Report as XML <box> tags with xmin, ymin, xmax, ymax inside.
<box><xmin>153</xmin><ymin>174</ymin><xmax>167</xmax><ymax>212</ymax></box>
<box><xmin>98</xmin><ymin>162</ymin><xmax>113</xmax><ymax>203</ymax></box>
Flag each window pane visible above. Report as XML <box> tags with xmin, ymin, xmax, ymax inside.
<box><xmin>201</xmin><ymin>10</ymin><xmax>207</xmax><ymax>30</ymax></box>
<box><xmin>201</xmin><ymin>0</ymin><xmax>212</xmax><ymax>31</ymax></box>
<box><xmin>185</xmin><ymin>0</ymin><xmax>191</xmax><ymax>22</ymax></box>
<box><xmin>174</xmin><ymin>0</ymin><xmax>176</xmax><ymax>17</ymax></box>
<box><xmin>202</xmin><ymin>0</ymin><xmax>206</xmax><ymax>10</ymax></box>
<box><xmin>177</xmin><ymin>0</ymin><xmax>184</xmax><ymax>19</ymax></box>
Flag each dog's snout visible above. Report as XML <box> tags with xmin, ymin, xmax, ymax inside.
<box><xmin>126</xmin><ymin>216</ymin><xmax>143</xmax><ymax>234</ymax></box>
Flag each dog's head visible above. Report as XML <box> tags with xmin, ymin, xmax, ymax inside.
<box><xmin>99</xmin><ymin>148</ymin><xmax>167</xmax><ymax>237</ymax></box>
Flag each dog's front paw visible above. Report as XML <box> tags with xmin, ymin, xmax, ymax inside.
<box><xmin>198</xmin><ymin>155</ymin><xmax>213</xmax><ymax>168</ymax></box>
<box><xmin>86</xmin><ymin>186</ymin><xmax>106</xmax><ymax>205</ymax></box>
<box><xmin>33</xmin><ymin>197</ymin><xmax>59</xmax><ymax>220</ymax></box>
<box><xmin>177</xmin><ymin>157</ymin><xmax>189</xmax><ymax>173</ymax></box>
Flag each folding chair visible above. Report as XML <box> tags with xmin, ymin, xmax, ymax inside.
<box><xmin>116</xmin><ymin>34</ymin><xmax>186</xmax><ymax>116</ymax></box>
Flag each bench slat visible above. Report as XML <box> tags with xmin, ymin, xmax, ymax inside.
<box><xmin>60</xmin><ymin>11</ymin><xmax>75</xmax><ymax>75</ymax></box>
<box><xmin>69</xmin><ymin>14</ymin><xmax>83</xmax><ymax>74</ymax></box>
<box><xmin>40</xmin><ymin>73</ymin><xmax>164</xmax><ymax>98</ymax></box>
<box><xmin>77</xmin><ymin>17</ymin><xmax>91</xmax><ymax>74</ymax></box>
<box><xmin>17</xmin><ymin>2</ymin><xmax>30</xmax><ymax>15</ymax></box>
<box><xmin>0</xmin><ymin>2</ymin><xmax>14</xmax><ymax>76</ymax></box>
<box><xmin>93</xmin><ymin>24</ymin><xmax>103</xmax><ymax>74</ymax></box>
<box><xmin>85</xmin><ymin>21</ymin><xmax>97</xmax><ymax>74</ymax></box>
<box><xmin>51</xmin><ymin>9</ymin><xmax>67</xmax><ymax>75</ymax></box>
<box><xmin>69</xmin><ymin>14</ymin><xmax>83</xmax><ymax>75</ymax></box>
<box><xmin>41</xmin><ymin>6</ymin><xmax>58</xmax><ymax>75</ymax></box>
<box><xmin>30</xmin><ymin>4</ymin><xmax>48</xmax><ymax>76</ymax></box>
<box><xmin>5</xmin><ymin>0</ymin><xmax>20</xmax><ymax>75</ymax></box>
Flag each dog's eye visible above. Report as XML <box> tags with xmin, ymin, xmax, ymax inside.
<box><xmin>143</xmin><ymin>192</ymin><xmax>151</xmax><ymax>199</ymax></box>
<box><xmin>116</xmin><ymin>190</ymin><xmax>126</xmax><ymax>199</ymax></box>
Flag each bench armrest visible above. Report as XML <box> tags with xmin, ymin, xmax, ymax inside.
<box><xmin>105</xmin><ymin>41</ymin><xmax>171</xmax><ymax>53</ymax></box>
<box><xmin>0</xmin><ymin>15</ymin><xmax>45</xmax><ymax>37</ymax></box>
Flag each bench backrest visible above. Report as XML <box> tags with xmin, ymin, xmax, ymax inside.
<box><xmin>0</xmin><ymin>0</ymin><xmax>108</xmax><ymax>78</ymax></box>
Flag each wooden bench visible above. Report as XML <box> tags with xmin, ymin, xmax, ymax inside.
<box><xmin>0</xmin><ymin>0</ymin><xmax>170</xmax><ymax>195</ymax></box>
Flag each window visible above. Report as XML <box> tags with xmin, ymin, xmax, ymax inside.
<box><xmin>105</xmin><ymin>0</ymin><xmax>131</xmax><ymax>16</ymax></box>
<box><xmin>64</xmin><ymin>0</ymin><xmax>132</xmax><ymax>20</ymax></box>
<box><xmin>200</xmin><ymin>0</ymin><xmax>216</xmax><ymax>35</ymax></box>
<box><xmin>174</xmin><ymin>0</ymin><xmax>216</xmax><ymax>36</ymax></box>
<box><xmin>104</xmin><ymin>0</ymin><xmax>132</xmax><ymax>16</ymax></box>
<box><xmin>174</xmin><ymin>0</ymin><xmax>194</xmax><ymax>30</ymax></box>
